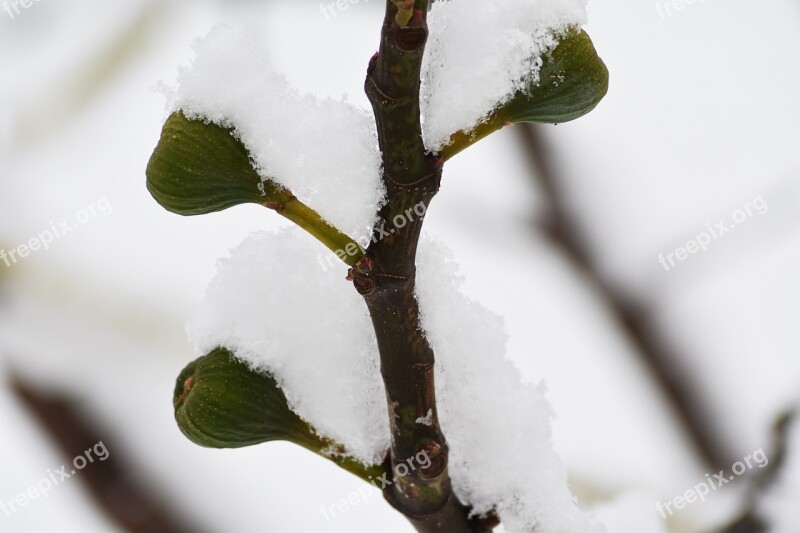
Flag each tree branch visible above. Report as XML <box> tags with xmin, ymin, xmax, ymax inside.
<box><xmin>265</xmin><ymin>190</ymin><xmax>365</xmax><ymax>266</ymax></box>
<box><xmin>515</xmin><ymin>123</ymin><xmax>733</xmax><ymax>470</ymax></box>
<box><xmin>10</xmin><ymin>373</ymin><xmax>200</xmax><ymax>533</ymax></box>
<box><xmin>717</xmin><ymin>411</ymin><xmax>795</xmax><ymax>533</ymax></box>
<box><xmin>352</xmin><ymin>2</ymin><xmax>491</xmax><ymax>530</ymax></box>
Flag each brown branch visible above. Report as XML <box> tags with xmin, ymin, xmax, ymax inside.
<box><xmin>10</xmin><ymin>372</ymin><xmax>201</xmax><ymax>533</ymax></box>
<box><xmin>352</xmin><ymin>1</ymin><xmax>491</xmax><ymax>530</ymax></box>
<box><xmin>717</xmin><ymin>411</ymin><xmax>795</xmax><ymax>533</ymax></box>
<box><xmin>515</xmin><ymin>123</ymin><xmax>733</xmax><ymax>470</ymax></box>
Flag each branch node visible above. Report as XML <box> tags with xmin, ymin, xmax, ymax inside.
<box><xmin>395</xmin><ymin>26</ymin><xmax>428</xmax><ymax>52</ymax></box>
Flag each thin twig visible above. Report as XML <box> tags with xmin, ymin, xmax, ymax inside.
<box><xmin>515</xmin><ymin>123</ymin><xmax>732</xmax><ymax>470</ymax></box>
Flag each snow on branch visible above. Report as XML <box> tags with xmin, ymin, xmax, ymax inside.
<box><xmin>167</xmin><ymin>26</ymin><xmax>385</xmax><ymax>242</ymax></box>
<box><xmin>188</xmin><ymin>228</ymin><xmax>601</xmax><ymax>533</ymax></box>
<box><xmin>421</xmin><ymin>0</ymin><xmax>588</xmax><ymax>152</ymax></box>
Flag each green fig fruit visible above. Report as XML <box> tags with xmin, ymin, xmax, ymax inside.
<box><xmin>174</xmin><ymin>348</ymin><xmax>386</xmax><ymax>481</ymax></box>
<box><xmin>442</xmin><ymin>28</ymin><xmax>608</xmax><ymax>159</ymax></box>
<box><xmin>174</xmin><ymin>347</ymin><xmax>319</xmax><ymax>449</ymax></box>
<box><xmin>146</xmin><ymin>112</ymin><xmax>364</xmax><ymax>265</ymax></box>
<box><xmin>146</xmin><ymin>111</ymin><xmax>284</xmax><ymax>216</ymax></box>
<box><xmin>501</xmin><ymin>28</ymin><xmax>609</xmax><ymax>125</ymax></box>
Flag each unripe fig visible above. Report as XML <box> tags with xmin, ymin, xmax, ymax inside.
<box><xmin>501</xmin><ymin>29</ymin><xmax>608</xmax><ymax>124</ymax></box>
<box><xmin>147</xmin><ymin>112</ymin><xmax>283</xmax><ymax>216</ymax></box>
<box><xmin>174</xmin><ymin>348</ymin><xmax>386</xmax><ymax>481</ymax></box>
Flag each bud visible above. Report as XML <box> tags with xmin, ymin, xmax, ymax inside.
<box><xmin>500</xmin><ymin>29</ymin><xmax>608</xmax><ymax>124</ymax></box>
<box><xmin>441</xmin><ymin>29</ymin><xmax>608</xmax><ymax>160</ymax></box>
<box><xmin>146</xmin><ymin>112</ymin><xmax>283</xmax><ymax>216</ymax></box>
<box><xmin>173</xmin><ymin>348</ymin><xmax>387</xmax><ymax>482</ymax></box>
<box><xmin>174</xmin><ymin>348</ymin><xmax>321</xmax><ymax>449</ymax></box>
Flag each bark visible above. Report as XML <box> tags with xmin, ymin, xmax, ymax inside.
<box><xmin>352</xmin><ymin>2</ymin><xmax>494</xmax><ymax>531</ymax></box>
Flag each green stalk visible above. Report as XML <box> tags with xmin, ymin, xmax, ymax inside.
<box><xmin>439</xmin><ymin>112</ymin><xmax>507</xmax><ymax>161</ymax></box>
<box><xmin>270</xmin><ymin>194</ymin><xmax>365</xmax><ymax>267</ymax></box>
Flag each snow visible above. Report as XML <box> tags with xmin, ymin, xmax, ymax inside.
<box><xmin>421</xmin><ymin>0</ymin><xmax>588</xmax><ymax>152</ymax></box>
<box><xmin>186</xmin><ymin>228</ymin><xmax>390</xmax><ymax>465</ymax></box>
<box><xmin>169</xmin><ymin>26</ymin><xmax>385</xmax><ymax>242</ymax></box>
<box><xmin>188</xmin><ymin>227</ymin><xmax>598</xmax><ymax>532</ymax></box>
<box><xmin>760</xmin><ymin>413</ymin><xmax>800</xmax><ymax>532</ymax></box>
<box><xmin>416</xmin><ymin>237</ymin><xmax>601</xmax><ymax>532</ymax></box>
